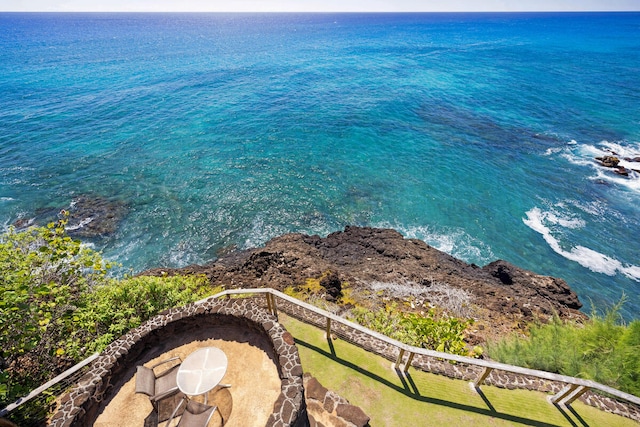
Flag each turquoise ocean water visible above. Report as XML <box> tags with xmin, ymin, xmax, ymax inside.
<box><xmin>1</xmin><ymin>13</ymin><xmax>639</xmax><ymax>318</ymax></box>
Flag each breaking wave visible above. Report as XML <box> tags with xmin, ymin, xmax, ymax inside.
<box><xmin>524</xmin><ymin>206</ymin><xmax>640</xmax><ymax>281</ymax></box>
<box><xmin>382</xmin><ymin>223</ymin><xmax>495</xmax><ymax>266</ymax></box>
<box><xmin>548</xmin><ymin>139</ymin><xmax>640</xmax><ymax>193</ymax></box>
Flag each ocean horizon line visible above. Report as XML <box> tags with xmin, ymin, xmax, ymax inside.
<box><xmin>2</xmin><ymin>10</ymin><xmax>640</xmax><ymax>15</ymax></box>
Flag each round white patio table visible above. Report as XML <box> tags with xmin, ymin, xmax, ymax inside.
<box><xmin>177</xmin><ymin>347</ymin><xmax>228</xmax><ymax>404</ymax></box>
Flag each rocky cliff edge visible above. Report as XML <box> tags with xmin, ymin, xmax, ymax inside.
<box><xmin>142</xmin><ymin>226</ymin><xmax>586</xmax><ymax>344</ymax></box>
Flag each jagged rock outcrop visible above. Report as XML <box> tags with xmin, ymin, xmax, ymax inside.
<box><xmin>142</xmin><ymin>226</ymin><xmax>586</xmax><ymax>342</ymax></box>
<box><xmin>595</xmin><ymin>154</ymin><xmax>640</xmax><ymax>176</ymax></box>
<box><xmin>595</xmin><ymin>155</ymin><xmax>620</xmax><ymax>168</ymax></box>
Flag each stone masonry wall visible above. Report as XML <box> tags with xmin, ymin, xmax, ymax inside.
<box><xmin>49</xmin><ymin>298</ymin><xmax>308</xmax><ymax>427</ymax></box>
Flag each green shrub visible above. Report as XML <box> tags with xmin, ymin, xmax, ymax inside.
<box><xmin>65</xmin><ymin>274</ymin><xmax>215</xmax><ymax>357</ymax></box>
<box><xmin>403</xmin><ymin>311</ymin><xmax>471</xmax><ymax>355</ymax></box>
<box><xmin>486</xmin><ymin>297</ymin><xmax>640</xmax><ymax>395</ymax></box>
<box><xmin>348</xmin><ymin>303</ymin><xmax>474</xmax><ymax>357</ymax></box>
<box><xmin>617</xmin><ymin>321</ymin><xmax>640</xmax><ymax>396</ymax></box>
<box><xmin>0</xmin><ymin>219</ymin><xmax>111</xmax><ymax>404</ymax></box>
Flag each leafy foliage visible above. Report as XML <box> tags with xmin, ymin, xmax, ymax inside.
<box><xmin>0</xmin><ymin>221</ymin><xmax>217</xmax><ymax>411</ymax></box>
<box><xmin>348</xmin><ymin>303</ymin><xmax>475</xmax><ymax>357</ymax></box>
<box><xmin>0</xmin><ymin>219</ymin><xmax>111</xmax><ymax>402</ymax></box>
<box><xmin>63</xmin><ymin>274</ymin><xmax>215</xmax><ymax>359</ymax></box>
<box><xmin>486</xmin><ymin>297</ymin><xmax>640</xmax><ymax>396</ymax></box>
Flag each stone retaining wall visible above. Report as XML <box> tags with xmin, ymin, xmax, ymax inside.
<box><xmin>49</xmin><ymin>298</ymin><xmax>308</xmax><ymax>427</ymax></box>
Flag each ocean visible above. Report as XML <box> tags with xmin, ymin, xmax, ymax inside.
<box><xmin>1</xmin><ymin>12</ymin><xmax>638</xmax><ymax>318</ymax></box>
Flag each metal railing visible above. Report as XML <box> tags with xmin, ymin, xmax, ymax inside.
<box><xmin>206</xmin><ymin>288</ymin><xmax>640</xmax><ymax>408</ymax></box>
<box><xmin>3</xmin><ymin>287</ymin><xmax>639</xmax><ymax>423</ymax></box>
<box><xmin>0</xmin><ymin>352</ymin><xmax>99</xmax><ymax>422</ymax></box>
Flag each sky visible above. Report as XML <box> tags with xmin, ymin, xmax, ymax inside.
<box><xmin>2</xmin><ymin>0</ymin><xmax>640</xmax><ymax>12</ymax></box>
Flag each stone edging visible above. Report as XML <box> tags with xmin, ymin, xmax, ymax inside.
<box><xmin>49</xmin><ymin>298</ymin><xmax>307</xmax><ymax>427</ymax></box>
<box><xmin>303</xmin><ymin>374</ymin><xmax>370</xmax><ymax>427</ymax></box>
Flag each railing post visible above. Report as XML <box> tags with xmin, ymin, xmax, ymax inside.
<box><xmin>265</xmin><ymin>293</ymin><xmax>272</xmax><ymax>313</ymax></box>
<box><xmin>326</xmin><ymin>318</ymin><xmax>332</xmax><ymax>340</ymax></box>
<box><xmin>563</xmin><ymin>386</ymin><xmax>590</xmax><ymax>405</ymax></box>
<box><xmin>551</xmin><ymin>384</ymin><xmax>580</xmax><ymax>404</ymax></box>
<box><xmin>395</xmin><ymin>348</ymin><xmax>406</xmax><ymax>369</ymax></box>
<box><xmin>271</xmin><ymin>293</ymin><xmax>278</xmax><ymax>318</ymax></box>
<box><xmin>265</xmin><ymin>293</ymin><xmax>278</xmax><ymax>318</ymax></box>
<box><xmin>474</xmin><ymin>367</ymin><xmax>493</xmax><ymax>387</ymax></box>
<box><xmin>403</xmin><ymin>351</ymin><xmax>415</xmax><ymax>373</ymax></box>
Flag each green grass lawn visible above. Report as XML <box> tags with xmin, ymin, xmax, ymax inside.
<box><xmin>279</xmin><ymin>313</ymin><xmax>638</xmax><ymax>427</ymax></box>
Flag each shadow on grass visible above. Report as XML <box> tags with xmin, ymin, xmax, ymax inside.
<box><xmin>552</xmin><ymin>402</ymin><xmax>591</xmax><ymax>427</ymax></box>
<box><xmin>471</xmin><ymin>383</ymin><xmax>497</xmax><ymax>413</ymax></box>
<box><xmin>296</xmin><ymin>337</ymin><xmax>570</xmax><ymax>427</ymax></box>
<box><xmin>566</xmin><ymin>404</ymin><xmax>590</xmax><ymax>427</ymax></box>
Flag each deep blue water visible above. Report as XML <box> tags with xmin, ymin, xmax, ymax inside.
<box><xmin>1</xmin><ymin>12</ymin><xmax>639</xmax><ymax>318</ymax></box>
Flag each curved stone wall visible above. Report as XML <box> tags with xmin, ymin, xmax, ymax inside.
<box><xmin>49</xmin><ymin>298</ymin><xmax>307</xmax><ymax>427</ymax></box>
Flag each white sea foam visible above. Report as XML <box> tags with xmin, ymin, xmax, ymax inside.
<box><xmin>243</xmin><ymin>215</ymin><xmax>288</xmax><ymax>251</ymax></box>
<box><xmin>567</xmin><ymin>199</ymin><xmax>609</xmax><ymax>218</ymax></box>
<box><xmin>379</xmin><ymin>222</ymin><xmax>495</xmax><ymax>266</ymax></box>
<box><xmin>620</xmin><ymin>265</ymin><xmax>640</xmax><ymax>281</ymax></box>
<box><xmin>557</xmin><ymin>139</ymin><xmax>640</xmax><ymax>192</ymax></box>
<box><xmin>524</xmin><ymin>206</ymin><xmax>639</xmax><ymax>281</ymax></box>
<box><xmin>167</xmin><ymin>240</ymin><xmax>196</xmax><ymax>267</ymax></box>
<box><xmin>0</xmin><ymin>197</ymin><xmax>14</xmax><ymax>202</ymax></box>
<box><xmin>544</xmin><ymin>147</ymin><xmax>563</xmax><ymax>156</ymax></box>
<box><xmin>66</xmin><ymin>217</ymin><xmax>93</xmax><ymax>231</ymax></box>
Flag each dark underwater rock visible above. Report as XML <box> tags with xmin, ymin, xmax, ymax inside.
<box><xmin>12</xmin><ymin>196</ymin><xmax>127</xmax><ymax>237</ymax></box>
<box><xmin>65</xmin><ymin>196</ymin><xmax>127</xmax><ymax>238</ymax></box>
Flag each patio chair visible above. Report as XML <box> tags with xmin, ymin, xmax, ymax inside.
<box><xmin>135</xmin><ymin>356</ymin><xmax>182</xmax><ymax>410</ymax></box>
<box><xmin>166</xmin><ymin>397</ymin><xmax>218</xmax><ymax>427</ymax></box>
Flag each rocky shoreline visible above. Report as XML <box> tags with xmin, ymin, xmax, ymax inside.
<box><xmin>11</xmin><ymin>194</ymin><xmax>587</xmax><ymax>343</ymax></box>
<box><xmin>143</xmin><ymin>226</ymin><xmax>587</xmax><ymax>344</ymax></box>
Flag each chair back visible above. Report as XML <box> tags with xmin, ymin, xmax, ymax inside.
<box><xmin>135</xmin><ymin>365</ymin><xmax>156</xmax><ymax>396</ymax></box>
<box><xmin>167</xmin><ymin>396</ymin><xmax>217</xmax><ymax>427</ymax></box>
<box><xmin>173</xmin><ymin>399</ymin><xmax>217</xmax><ymax>427</ymax></box>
